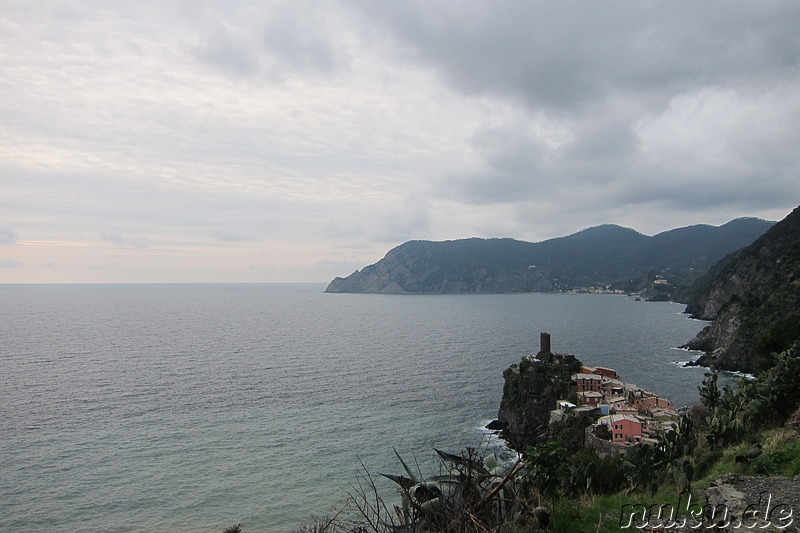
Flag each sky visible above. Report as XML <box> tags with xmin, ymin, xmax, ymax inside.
<box><xmin>1</xmin><ymin>1</ymin><xmax>799</xmax><ymax>283</ymax></box>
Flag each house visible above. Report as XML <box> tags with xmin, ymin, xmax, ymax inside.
<box><xmin>594</xmin><ymin>367</ymin><xmax>619</xmax><ymax>379</ymax></box>
<box><xmin>626</xmin><ymin>385</ymin><xmax>645</xmax><ymax>403</ymax></box>
<box><xmin>649</xmin><ymin>407</ymin><xmax>679</xmax><ymax>422</ymax></box>
<box><xmin>579</xmin><ymin>365</ymin><xmax>617</xmax><ymax>379</ymax></box>
<box><xmin>604</xmin><ymin>396</ymin><xmax>628</xmax><ymax>410</ymax></box>
<box><xmin>578</xmin><ymin>390</ymin><xmax>603</xmax><ymax>407</ymax></box>
<box><xmin>637</xmin><ymin>394</ymin><xmax>674</xmax><ymax>410</ymax></box>
<box><xmin>574</xmin><ymin>373</ymin><xmax>603</xmax><ymax>393</ymax></box>
<box><xmin>599</xmin><ymin>414</ymin><xmax>643</xmax><ymax>444</ymax></box>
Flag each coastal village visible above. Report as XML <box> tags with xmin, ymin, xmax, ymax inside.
<box><xmin>539</xmin><ymin>333</ymin><xmax>680</xmax><ymax>454</ymax></box>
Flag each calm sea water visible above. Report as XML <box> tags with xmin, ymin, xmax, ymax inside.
<box><xmin>1</xmin><ymin>284</ymin><xmax>710</xmax><ymax>532</ymax></box>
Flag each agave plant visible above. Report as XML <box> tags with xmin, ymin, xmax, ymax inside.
<box><xmin>378</xmin><ymin>447</ymin><xmax>523</xmax><ymax>532</ymax></box>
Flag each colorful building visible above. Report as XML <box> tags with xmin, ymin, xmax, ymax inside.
<box><xmin>599</xmin><ymin>414</ymin><xmax>643</xmax><ymax>444</ymax></box>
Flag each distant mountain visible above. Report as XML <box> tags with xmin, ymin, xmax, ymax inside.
<box><xmin>680</xmin><ymin>206</ymin><xmax>800</xmax><ymax>373</ymax></box>
<box><xmin>325</xmin><ymin>218</ymin><xmax>775</xmax><ymax>295</ymax></box>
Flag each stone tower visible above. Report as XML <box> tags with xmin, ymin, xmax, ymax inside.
<box><xmin>537</xmin><ymin>332</ymin><xmax>553</xmax><ymax>362</ymax></box>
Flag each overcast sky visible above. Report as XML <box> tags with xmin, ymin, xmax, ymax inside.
<box><xmin>1</xmin><ymin>1</ymin><xmax>798</xmax><ymax>283</ymax></box>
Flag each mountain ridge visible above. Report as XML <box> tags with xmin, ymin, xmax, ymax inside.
<box><xmin>325</xmin><ymin>218</ymin><xmax>775</xmax><ymax>295</ymax></box>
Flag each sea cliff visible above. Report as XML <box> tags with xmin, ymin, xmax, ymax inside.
<box><xmin>494</xmin><ymin>333</ymin><xmax>581</xmax><ymax>451</ymax></box>
<box><xmin>680</xmin><ymin>205</ymin><xmax>800</xmax><ymax>373</ymax></box>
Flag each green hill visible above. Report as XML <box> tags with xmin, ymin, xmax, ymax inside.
<box><xmin>681</xmin><ymin>205</ymin><xmax>800</xmax><ymax>373</ymax></box>
<box><xmin>326</xmin><ymin>218</ymin><xmax>774</xmax><ymax>295</ymax></box>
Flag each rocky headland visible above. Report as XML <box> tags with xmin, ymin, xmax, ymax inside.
<box><xmin>680</xmin><ymin>205</ymin><xmax>800</xmax><ymax>373</ymax></box>
<box><xmin>493</xmin><ymin>333</ymin><xmax>582</xmax><ymax>451</ymax></box>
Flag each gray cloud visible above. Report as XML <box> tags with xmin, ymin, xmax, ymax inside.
<box><xmin>193</xmin><ymin>1</ymin><xmax>351</xmax><ymax>81</ymax></box>
<box><xmin>1</xmin><ymin>258</ymin><xmax>22</xmax><ymax>269</ymax></box>
<box><xmin>351</xmin><ymin>1</ymin><xmax>800</xmax><ymax>112</ymax></box>
<box><xmin>99</xmin><ymin>228</ymin><xmax>150</xmax><ymax>249</ymax></box>
<box><xmin>195</xmin><ymin>24</ymin><xmax>261</xmax><ymax>77</ymax></box>
<box><xmin>0</xmin><ymin>227</ymin><xmax>19</xmax><ymax>245</ymax></box>
<box><xmin>260</xmin><ymin>4</ymin><xmax>345</xmax><ymax>76</ymax></box>
<box><xmin>0</xmin><ymin>1</ymin><xmax>797</xmax><ymax>282</ymax></box>
<box><xmin>471</xmin><ymin>120</ymin><xmax>549</xmax><ymax>176</ymax></box>
<box><xmin>346</xmin><ymin>1</ymin><xmax>800</xmax><ymax>219</ymax></box>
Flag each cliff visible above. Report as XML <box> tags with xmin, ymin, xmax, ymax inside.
<box><xmin>325</xmin><ymin>219</ymin><xmax>774</xmax><ymax>294</ymax></box>
<box><xmin>681</xmin><ymin>205</ymin><xmax>800</xmax><ymax>373</ymax></box>
<box><xmin>494</xmin><ymin>333</ymin><xmax>581</xmax><ymax>452</ymax></box>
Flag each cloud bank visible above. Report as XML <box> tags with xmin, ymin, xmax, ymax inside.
<box><xmin>0</xmin><ymin>1</ymin><xmax>797</xmax><ymax>282</ymax></box>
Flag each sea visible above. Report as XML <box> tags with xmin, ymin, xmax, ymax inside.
<box><xmin>1</xmin><ymin>283</ymin><xmax>715</xmax><ymax>532</ymax></box>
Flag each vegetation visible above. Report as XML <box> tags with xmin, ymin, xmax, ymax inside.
<box><xmin>681</xmin><ymin>205</ymin><xmax>800</xmax><ymax>372</ymax></box>
<box><xmin>291</xmin><ymin>446</ymin><xmax>529</xmax><ymax>533</ymax></box>
<box><xmin>326</xmin><ymin>218</ymin><xmax>773</xmax><ymax>295</ymax></box>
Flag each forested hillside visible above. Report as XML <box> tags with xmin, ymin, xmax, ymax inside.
<box><xmin>326</xmin><ymin>218</ymin><xmax>773</xmax><ymax>295</ymax></box>
<box><xmin>681</xmin><ymin>205</ymin><xmax>800</xmax><ymax>373</ymax></box>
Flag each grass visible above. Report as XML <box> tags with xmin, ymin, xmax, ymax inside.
<box><xmin>695</xmin><ymin>428</ymin><xmax>800</xmax><ymax>487</ymax></box>
<box><xmin>750</xmin><ymin>429</ymin><xmax>800</xmax><ymax>477</ymax></box>
<box><xmin>533</xmin><ymin>428</ymin><xmax>800</xmax><ymax>533</ymax></box>
<box><xmin>546</xmin><ymin>489</ymin><xmax>691</xmax><ymax>533</ymax></box>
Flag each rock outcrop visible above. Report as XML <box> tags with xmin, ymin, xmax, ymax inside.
<box><xmin>626</xmin><ymin>473</ymin><xmax>800</xmax><ymax>531</ymax></box>
<box><xmin>494</xmin><ymin>333</ymin><xmax>581</xmax><ymax>452</ymax></box>
<box><xmin>701</xmin><ymin>473</ymin><xmax>800</xmax><ymax>531</ymax></box>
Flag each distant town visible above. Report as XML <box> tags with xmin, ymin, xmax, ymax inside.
<box><xmin>563</xmin><ymin>274</ymin><xmax>670</xmax><ymax>295</ymax></box>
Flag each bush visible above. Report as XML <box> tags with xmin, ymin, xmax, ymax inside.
<box><xmin>521</xmin><ymin>441</ymin><xmax>569</xmax><ymax>498</ymax></box>
<box><xmin>568</xmin><ymin>448</ymin><xmax>626</xmax><ymax>495</ymax></box>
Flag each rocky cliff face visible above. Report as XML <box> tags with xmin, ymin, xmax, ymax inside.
<box><xmin>495</xmin><ymin>339</ymin><xmax>581</xmax><ymax>452</ymax></box>
<box><xmin>681</xmin><ymin>205</ymin><xmax>800</xmax><ymax>373</ymax></box>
